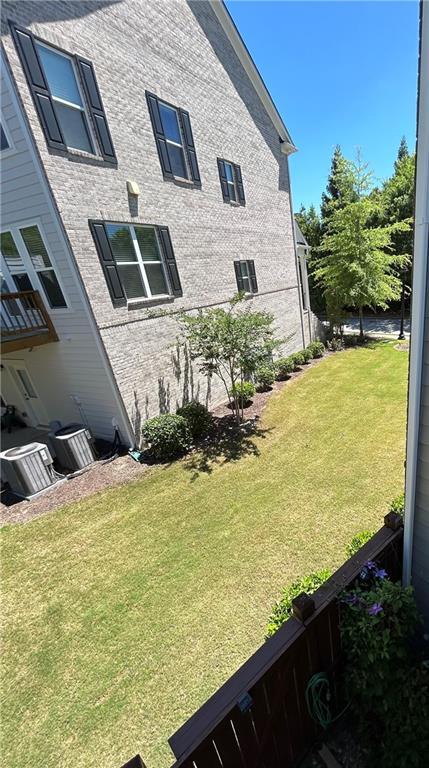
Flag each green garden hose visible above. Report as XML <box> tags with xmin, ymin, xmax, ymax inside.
<box><xmin>305</xmin><ymin>672</ymin><xmax>349</xmax><ymax>730</ymax></box>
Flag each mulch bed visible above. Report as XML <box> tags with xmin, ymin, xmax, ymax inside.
<box><xmin>0</xmin><ymin>354</ymin><xmax>330</xmax><ymax>526</ymax></box>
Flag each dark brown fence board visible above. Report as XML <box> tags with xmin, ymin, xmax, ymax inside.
<box><xmin>169</xmin><ymin>526</ymin><xmax>403</xmax><ymax>768</ymax></box>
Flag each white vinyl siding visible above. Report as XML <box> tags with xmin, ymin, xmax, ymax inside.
<box><xmin>0</xmin><ymin>61</ymin><xmax>130</xmax><ymax>442</ymax></box>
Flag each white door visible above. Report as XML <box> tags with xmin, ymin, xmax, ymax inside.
<box><xmin>4</xmin><ymin>361</ymin><xmax>48</xmax><ymax>427</ymax></box>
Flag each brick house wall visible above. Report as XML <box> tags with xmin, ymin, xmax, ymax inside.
<box><xmin>1</xmin><ymin>0</ymin><xmax>306</xmax><ymax>442</ymax></box>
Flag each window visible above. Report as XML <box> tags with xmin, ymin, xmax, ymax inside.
<box><xmin>217</xmin><ymin>159</ymin><xmax>246</xmax><ymax>205</ymax></box>
<box><xmin>146</xmin><ymin>92</ymin><xmax>201</xmax><ymax>184</ymax></box>
<box><xmin>1</xmin><ymin>123</ymin><xmax>9</xmax><ymax>151</ymax></box>
<box><xmin>298</xmin><ymin>256</ymin><xmax>309</xmax><ymax>311</ymax></box>
<box><xmin>12</xmin><ymin>25</ymin><xmax>116</xmax><ymax>161</ymax></box>
<box><xmin>0</xmin><ymin>226</ymin><xmax>67</xmax><ymax>309</ymax></box>
<box><xmin>35</xmin><ymin>43</ymin><xmax>93</xmax><ymax>153</ymax></box>
<box><xmin>89</xmin><ymin>221</ymin><xmax>183</xmax><ymax>307</ymax></box>
<box><xmin>234</xmin><ymin>260</ymin><xmax>258</xmax><ymax>294</ymax></box>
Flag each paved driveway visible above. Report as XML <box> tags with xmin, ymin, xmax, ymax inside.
<box><xmin>343</xmin><ymin>316</ymin><xmax>410</xmax><ymax>338</ymax></box>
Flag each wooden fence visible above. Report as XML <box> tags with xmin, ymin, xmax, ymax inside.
<box><xmin>122</xmin><ymin>515</ymin><xmax>403</xmax><ymax>768</ymax></box>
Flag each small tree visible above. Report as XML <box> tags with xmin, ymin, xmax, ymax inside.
<box><xmin>314</xmin><ymin>152</ymin><xmax>410</xmax><ymax>338</ymax></box>
<box><xmin>178</xmin><ymin>295</ymin><xmax>284</xmax><ymax>423</ymax></box>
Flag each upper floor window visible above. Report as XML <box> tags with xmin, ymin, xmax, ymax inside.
<box><xmin>234</xmin><ymin>260</ymin><xmax>258</xmax><ymax>294</ymax></box>
<box><xmin>217</xmin><ymin>159</ymin><xmax>246</xmax><ymax>206</ymax></box>
<box><xmin>146</xmin><ymin>92</ymin><xmax>201</xmax><ymax>185</ymax></box>
<box><xmin>12</xmin><ymin>25</ymin><xmax>116</xmax><ymax>162</ymax></box>
<box><xmin>0</xmin><ymin>225</ymin><xmax>67</xmax><ymax>309</ymax></box>
<box><xmin>89</xmin><ymin>221</ymin><xmax>183</xmax><ymax>307</ymax></box>
<box><xmin>35</xmin><ymin>43</ymin><xmax>93</xmax><ymax>154</ymax></box>
<box><xmin>0</xmin><ymin>116</ymin><xmax>15</xmax><ymax>158</ymax></box>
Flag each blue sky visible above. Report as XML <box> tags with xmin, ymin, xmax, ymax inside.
<box><xmin>225</xmin><ymin>0</ymin><xmax>419</xmax><ymax>211</ymax></box>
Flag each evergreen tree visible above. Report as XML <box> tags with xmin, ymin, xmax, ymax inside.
<box><xmin>395</xmin><ymin>136</ymin><xmax>409</xmax><ymax>168</ymax></box>
<box><xmin>314</xmin><ymin>152</ymin><xmax>409</xmax><ymax>337</ymax></box>
<box><xmin>320</xmin><ymin>145</ymin><xmax>356</xmax><ymax>232</ymax></box>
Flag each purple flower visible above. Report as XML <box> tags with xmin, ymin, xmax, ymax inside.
<box><xmin>368</xmin><ymin>602</ymin><xmax>383</xmax><ymax>616</ymax></box>
<box><xmin>341</xmin><ymin>593</ymin><xmax>361</xmax><ymax>606</ymax></box>
<box><xmin>375</xmin><ymin>568</ymin><xmax>388</xmax><ymax>580</ymax></box>
<box><xmin>365</xmin><ymin>561</ymin><xmax>377</xmax><ymax>571</ymax></box>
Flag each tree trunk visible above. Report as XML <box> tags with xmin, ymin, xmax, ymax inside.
<box><xmin>359</xmin><ymin>307</ymin><xmax>364</xmax><ymax>340</ymax></box>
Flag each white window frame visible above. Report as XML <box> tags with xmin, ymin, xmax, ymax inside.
<box><xmin>36</xmin><ymin>41</ymin><xmax>97</xmax><ymax>155</ymax></box>
<box><xmin>107</xmin><ymin>223</ymin><xmax>171</xmax><ymax>303</ymax></box>
<box><xmin>0</xmin><ymin>219</ymin><xmax>70</xmax><ymax>313</ymax></box>
<box><xmin>158</xmin><ymin>101</ymin><xmax>190</xmax><ymax>181</ymax></box>
<box><xmin>0</xmin><ymin>112</ymin><xmax>17</xmax><ymax>159</ymax></box>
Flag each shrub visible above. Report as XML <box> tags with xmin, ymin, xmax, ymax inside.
<box><xmin>254</xmin><ymin>364</ymin><xmax>275</xmax><ymax>391</ymax></box>
<box><xmin>266</xmin><ymin>569</ymin><xmax>332</xmax><ymax>638</ymax></box>
<box><xmin>307</xmin><ymin>340</ymin><xmax>325</xmax><ymax>358</ymax></box>
<box><xmin>289</xmin><ymin>351</ymin><xmax>306</xmax><ymax>369</ymax></box>
<box><xmin>301</xmin><ymin>347</ymin><xmax>313</xmax><ymax>363</ymax></box>
<box><xmin>229</xmin><ymin>380</ymin><xmax>255</xmax><ymax>407</ymax></box>
<box><xmin>142</xmin><ymin>413</ymin><xmax>191</xmax><ymax>461</ymax></box>
<box><xmin>390</xmin><ymin>491</ymin><xmax>405</xmax><ymax>517</ymax></box>
<box><xmin>176</xmin><ymin>401</ymin><xmax>212</xmax><ymax>440</ymax></box>
<box><xmin>327</xmin><ymin>336</ymin><xmax>345</xmax><ymax>352</ymax></box>
<box><xmin>346</xmin><ymin>529</ymin><xmax>375</xmax><ymax>557</ymax></box>
<box><xmin>275</xmin><ymin>357</ymin><xmax>295</xmax><ymax>380</ymax></box>
<box><xmin>340</xmin><ymin>576</ymin><xmax>426</xmax><ymax>767</ymax></box>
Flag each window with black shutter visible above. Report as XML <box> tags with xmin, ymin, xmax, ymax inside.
<box><xmin>11</xmin><ymin>24</ymin><xmax>116</xmax><ymax>161</ymax></box>
<box><xmin>146</xmin><ymin>92</ymin><xmax>200</xmax><ymax>184</ymax></box>
<box><xmin>234</xmin><ymin>260</ymin><xmax>258</xmax><ymax>294</ymax></box>
<box><xmin>89</xmin><ymin>221</ymin><xmax>182</xmax><ymax>306</ymax></box>
<box><xmin>218</xmin><ymin>159</ymin><xmax>245</xmax><ymax>206</ymax></box>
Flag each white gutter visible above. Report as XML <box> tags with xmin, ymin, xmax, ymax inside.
<box><xmin>403</xmin><ymin>0</ymin><xmax>429</xmax><ymax>585</ymax></box>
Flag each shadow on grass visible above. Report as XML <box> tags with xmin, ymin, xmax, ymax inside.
<box><xmin>184</xmin><ymin>414</ymin><xmax>271</xmax><ymax>481</ymax></box>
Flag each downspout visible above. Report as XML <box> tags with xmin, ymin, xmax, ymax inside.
<box><xmin>403</xmin><ymin>0</ymin><xmax>429</xmax><ymax>585</ymax></box>
<box><xmin>285</xmin><ymin>155</ymin><xmax>307</xmax><ymax>349</ymax></box>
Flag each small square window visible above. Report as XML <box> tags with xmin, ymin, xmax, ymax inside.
<box><xmin>105</xmin><ymin>223</ymin><xmax>169</xmax><ymax>301</ymax></box>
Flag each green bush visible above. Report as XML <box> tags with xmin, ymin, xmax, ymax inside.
<box><xmin>346</xmin><ymin>529</ymin><xmax>375</xmax><ymax>557</ymax></box>
<box><xmin>307</xmin><ymin>340</ymin><xmax>325</xmax><ymax>358</ymax></box>
<box><xmin>275</xmin><ymin>357</ymin><xmax>295</xmax><ymax>380</ymax></box>
<box><xmin>390</xmin><ymin>491</ymin><xmax>405</xmax><ymax>517</ymax></box>
<box><xmin>176</xmin><ymin>401</ymin><xmax>212</xmax><ymax>440</ymax></box>
<box><xmin>266</xmin><ymin>569</ymin><xmax>332</xmax><ymax>638</ymax></box>
<box><xmin>229</xmin><ymin>380</ymin><xmax>255</xmax><ymax>407</ymax></box>
<box><xmin>327</xmin><ymin>336</ymin><xmax>345</xmax><ymax>352</ymax></box>
<box><xmin>289</xmin><ymin>351</ymin><xmax>306</xmax><ymax>369</ymax></box>
<box><xmin>302</xmin><ymin>347</ymin><xmax>313</xmax><ymax>363</ymax></box>
<box><xmin>142</xmin><ymin>413</ymin><xmax>191</xmax><ymax>461</ymax></box>
<box><xmin>340</xmin><ymin>577</ymin><xmax>427</xmax><ymax>767</ymax></box>
<box><xmin>255</xmin><ymin>364</ymin><xmax>275</xmax><ymax>391</ymax></box>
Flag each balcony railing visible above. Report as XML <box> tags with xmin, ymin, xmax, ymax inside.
<box><xmin>1</xmin><ymin>290</ymin><xmax>58</xmax><ymax>353</ymax></box>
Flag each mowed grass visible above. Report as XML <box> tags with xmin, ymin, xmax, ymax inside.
<box><xmin>1</xmin><ymin>342</ymin><xmax>408</xmax><ymax>768</ymax></box>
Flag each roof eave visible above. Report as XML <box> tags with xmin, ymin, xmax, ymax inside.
<box><xmin>210</xmin><ymin>0</ymin><xmax>297</xmax><ymax>153</ymax></box>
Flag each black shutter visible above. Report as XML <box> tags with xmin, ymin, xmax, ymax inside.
<box><xmin>234</xmin><ymin>164</ymin><xmax>246</xmax><ymax>206</ymax></box>
<box><xmin>157</xmin><ymin>227</ymin><xmax>182</xmax><ymax>297</ymax></box>
<box><xmin>248</xmin><ymin>260</ymin><xmax>258</xmax><ymax>293</ymax></box>
<box><xmin>217</xmin><ymin>159</ymin><xmax>230</xmax><ymax>202</ymax></box>
<box><xmin>146</xmin><ymin>92</ymin><xmax>173</xmax><ymax>179</ymax></box>
<box><xmin>89</xmin><ymin>221</ymin><xmax>126</xmax><ymax>307</ymax></box>
<box><xmin>76</xmin><ymin>57</ymin><xmax>116</xmax><ymax>162</ymax></box>
<box><xmin>179</xmin><ymin>109</ymin><xmax>200</xmax><ymax>184</ymax></box>
<box><xmin>234</xmin><ymin>261</ymin><xmax>244</xmax><ymax>292</ymax></box>
<box><xmin>11</xmin><ymin>25</ymin><xmax>66</xmax><ymax>151</ymax></box>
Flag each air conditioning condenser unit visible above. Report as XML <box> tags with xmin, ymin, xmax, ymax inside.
<box><xmin>49</xmin><ymin>423</ymin><xmax>95</xmax><ymax>471</ymax></box>
<box><xmin>0</xmin><ymin>442</ymin><xmax>56</xmax><ymax>499</ymax></box>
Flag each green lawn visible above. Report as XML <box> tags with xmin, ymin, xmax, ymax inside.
<box><xmin>1</xmin><ymin>342</ymin><xmax>408</xmax><ymax>768</ymax></box>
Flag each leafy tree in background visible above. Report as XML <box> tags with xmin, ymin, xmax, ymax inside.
<box><xmin>314</xmin><ymin>152</ymin><xmax>409</xmax><ymax>338</ymax></box>
<box><xmin>295</xmin><ymin>204</ymin><xmax>324</xmax><ymax>312</ymax></box>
